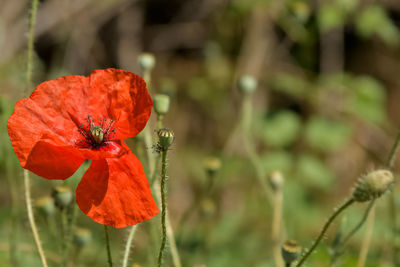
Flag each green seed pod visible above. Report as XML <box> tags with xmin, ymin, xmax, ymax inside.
<box><xmin>36</xmin><ymin>196</ymin><xmax>55</xmax><ymax>217</ymax></box>
<box><xmin>238</xmin><ymin>75</ymin><xmax>257</xmax><ymax>94</ymax></box>
<box><xmin>353</xmin><ymin>169</ymin><xmax>394</xmax><ymax>202</ymax></box>
<box><xmin>268</xmin><ymin>170</ymin><xmax>284</xmax><ymax>192</ymax></box>
<box><xmin>203</xmin><ymin>156</ymin><xmax>221</xmax><ymax>177</ymax></box>
<box><xmin>154</xmin><ymin>94</ymin><xmax>170</xmax><ymax>116</ymax></box>
<box><xmin>73</xmin><ymin>227</ymin><xmax>92</xmax><ymax>247</ymax></box>
<box><xmin>52</xmin><ymin>186</ymin><xmax>73</xmax><ymax>210</ymax></box>
<box><xmin>158</xmin><ymin>128</ymin><xmax>174</xmax><ymax>150</ymax></box>
<box><xmin>281</xmin><ymin>240</ymin><xmax>301</xmax><ymax>264</ymax></box>
<box><xmin>138</xmin><ymin>53</ymin><xmax>155</xmax><ymax>72</ymax></box>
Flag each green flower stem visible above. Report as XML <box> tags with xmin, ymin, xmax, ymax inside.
<box><xmin>6</xmin><ymin>158</ymin><xmax>19</xmax><ymax>266</ymax></box>
<box><xmin>386</xmin><ymin>129</ymin><xmax>400</xmax><ymax>265</ymax></box>
<box><xmin>121</xmin><ymin>225</ymin><xmax>138</xmax><ymax>267</ymax></box>
<box><xmin>61</xmin><ymin>210</ymin><xmax>68</xmax><ymax>266</ymax></box>
<box><xmin>157</xmin><ymin>150</ymin><xmax>168</xmax><ymax>267</ymax></box>
<box><xmin>24</xmin><ymin>170</ymin><xmax>48</xmax><ymax>267</ymax></box>
<box><xmin>23</xmin><ymin>1</ymin><xmax>49</xmax><ymax>266</ymax></box>
<box><xmin>104</xmin><ymin>225</ymin><xmax>113</xmax><ymax>267</ymax></box>
<box><xmin>272</xmin><ymin>188</ymin><xmax>284</xmax><ymax>267</ymax></box>
<box><xmin>63</xmin><ymin>203</ymin><xmax>78</xmax><ymax>267</ymax></box>
<box><xmin>330</xmin><ymin>200</ymin><xmax>375</xmax><ymax>264</ymax></box>
<box><xmin>357</xmin><ymin>205</ymin><xmax>375</xmax><ymax>267</ymax></box>
<box><xmin>296</xmin><ymin>198</ymin><xmax>355</xmax><ymax>267</ymax></box>
<box><xmin>157</xmin><ymin>115</ymin><xmax>164</xmax><ymax>130</ymax></box>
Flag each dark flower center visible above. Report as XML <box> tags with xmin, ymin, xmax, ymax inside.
<box><xmin>76</xmin><ymin>115</ymin><xmax>115</xmax><ymax>149</ymax></box>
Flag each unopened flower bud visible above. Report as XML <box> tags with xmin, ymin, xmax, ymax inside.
<box><xmin>238</xmin><ymin>75</ymin><xmax>257</xmax><ymax>94</ymax></box>
<box><xmin>158</xmin><ymin>128</ymin><xmax>174</xmax><ymax>150</ymax></box>
<box><xmin>73</xmin><ymin>227</ymin><xmax>92</xmax><ymax>247</ymax></box>
<box><xmin>154</xmin><ymin>94</ymin><xmax>170</xmax><ymax>116</ymax></box>
<box><xmin>52</xmin><ymin>186</ymin><xmax>73</xmax><ymax>209</ymax></box>
<box><xmin>138</xmin><ymin>53</ymin><xmax>155</xmax><ymax>72</ymax></box>
<box><xmin>281</xmin><ymin>240</ymin><xmax>301</xmax><ymax>264</ymax></box>
<box><xmin>353</xmin><ymin>169</ymin><xmax>394</xmax><ymax>202</ymax></box>
<box><xmin>268</xmin><ymin>170</ymin><xmax>284</xmax><ymax>192</ymax></box>
<box><xmin>203</xmin><ymin>157</ymin><xmax>221</xmax><ymax>177</ymax></box>
<box><xmin>36</xmin><ymin>196</ymin><xmax>55</xmax><ymax>217</ymax></box>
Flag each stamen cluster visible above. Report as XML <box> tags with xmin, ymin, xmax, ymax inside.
<box><xmin>77</xmin><ymin>115</ymin><xmax>116</xmax><ymax>149</ymax></box>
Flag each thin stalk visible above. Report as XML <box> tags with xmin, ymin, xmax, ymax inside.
<box><xmin>357</xmin><ymin>205</ymin><xmax>375</xmax><ymax>267</ymax></box>
<box><xmin>63</xmin><ymin>203</ymin><xmax>78</xmax><ymax>267</ymax></box>
<box><xmin>296</xmin><ymin>198</ymin><xmax>355</xmax><ymax>267</ymax></box>
<box><xmin>241</xmin><ymin>95</ymin><xmax>272</xmax><ymax>206</ymax></box>
<box><xmin>23</xmin><ymin>1</ymin><xmax>48</xmax><ymax>266</ymax></box>
<box><xmin>157</xmin><ymin>150</ymin><xmax>168</xmax><ymax>267</ymax></box>
<box><xmin>121</xmin><ymin>225</ymin><xmax>138</xmax><ymax>267</ymax></box>
<box><xmin>157</xmin><ymin>115</ymin><xmax>164</xmax><ymax>130</ymax></box>
<box><xmin>104</xmin><ymin>225</ymin><xmax>113</xmax><ymax>267</ymax></box>
<box><xmin>24</xmin><ymin>170</ymin><xmax>48</xmax><ymax>267</ymax></box>
<box><xmin>61</xmin><ymin>210</ymin><xmax>68</xmax><ymax>266</ymax></box>
<box><xmin>386</xmin><ymin>129</ymin><xmax>400</xmax><ymax>265</ymax></box>
<box><xmin>166</xmin><ymin>213</ymin><xmax>182</xmax><ymax>267</ymax></box>
<box><xmin>272</xmin><ymin>189</ymin><xmax>284</xmax><ymax>267</ymax></box>
<box><xmin>330</xmin><ymin>200</ymin><xmax>375</xmax><ymax>264</ymax></box>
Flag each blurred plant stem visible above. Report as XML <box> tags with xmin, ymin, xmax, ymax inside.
<box><xmin>157</xmin><ymin>149</ymin><xmax>168</xmax><ymax>267</ymax></box>
<box><xmin>272</xmin><ymin>187</ymin><xmax>284</xmax><ymax>267</ymax></box>
<box><xmin>357</xmin><ymin>205</ymin><xmax>375</xmax><ymax>267</ymax></box>
<box><xmin>60</xmin><ymin>209</ymin><xmax>68</xmax><ymax>266</ymax></box>
<box><xmin>387</xmin><ymin>129</ymin><xmax>400</xmax><ymax>265</ymax></box>
<box><xmin>6</xmin><ymin>158</ymin><xmax>19</xmax><ymax>266</ymax></box>
<box><xmin>104</xmin><ymin>225</ymin><xmax>113</xmax><ymax>267</ymax></box>
<box><xmin>23</xmin><ymin>0</ymin><xmax>49</xmax><ymax>266</ymax></box>
<box><xmin>330</xmin><ymin>200</ymin><xmax>375</xmax><ymax>265</ymax></box>
<box><xmin>296</xmin><ymin>198</ymin><xmax>355</xmax><ymax>267</ymax></box>
<box><xmin>241</xmin><ymin>94</ymin><xmax>272</xmax><ymax>206</ymax></box>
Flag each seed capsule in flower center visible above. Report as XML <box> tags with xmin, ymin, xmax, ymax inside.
<box><xmin>90</xmin><ymin>126</ymin><xmax>104</xmax><ymax>144</ymax></box>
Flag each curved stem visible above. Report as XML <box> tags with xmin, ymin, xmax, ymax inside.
<box><xmin>24</xmin><ymin>170</ymin><xmax>48</xmax><ymax>267</ymax></box>
<box><xmin>121</xmin><ymin>225</ymin><xmax>138</xmax><ymax>267</ymax></box>
<box><xmin>104</xmin><ymin>225</ymin><xmax>113</xmax><ymax>267</ymax></box>
<box><xmin>296</xmin><ymin>198</ymin><xmax>355</xmax><ymax>267</ymax></box>
<box><xmin>157</xmin><ymin>150</ymin><xmax>168</xmax><ymax>267</ymax></box>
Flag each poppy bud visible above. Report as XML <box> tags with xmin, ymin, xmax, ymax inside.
<box><xmin>52</xmin><ymin>186</ymin><xmax>73</xmax><ymax>210</ymax></box>
<box><xmin>268</xmin><ymin>170</ymin><xmax>284</xmax><ymax>192</ymax></box>
<box><xmin>352</xmin><ymin>169</ymin><xmax>394</xmax><ymax>202</ymax></box>
<box><xmin>238</xmin><ymin>75</ymin><xmax>257</xmax><ymax>94</ymax></box>
<box><xmin>200</xmin><ymin>198</ymin><xmax>216</xmax><ymax>218</ymax></box>
<box><xmin>73</xmin><ymin>227</ymin><xmax>92</xmax><ymax>247</ymax></box>
<box><xmin>36</xmin><ymin>196</ymin><xmax>55</xmax><ymax>217</ymax></box>
<box><xmin>154</xmin><ymin>94</ymin><xmax>170</xmax><ymax>116</ymax></box>
<box><xmin>138</xmin><ymin>53</ymin><xmax>156</xmax><ymax>72</ymax></box>
<box><xmin>158</xmin><ymin>128</ymin><xmax>174</xmax><ymax>150</ymax></box>
<box><xmin>203</xmin><ymin>156</ymin><xmax>221</xmax><ymax>177</ymax></box>
<box><xmin>281</xmin><ymin>240</ymin><xmax>301</xmax><ymax>265</ymax></box>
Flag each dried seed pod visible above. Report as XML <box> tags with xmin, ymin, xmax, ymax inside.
<box><xmin>52</xmin><ymin>186</ymin><xmax>73</xmax><ymax>210</ymax></box>
<box><xmin>268</xmin><ymin>170</ymin><xmax>284</xmax><ymax>192</ymax></box>
<box><xmin>238</xmin><ymin>75</ymin><xmax>257</xmax><ymax>94</ymax></box>
<box><xmin>154</xmin><ymin>94</ymin><xmax>170</xmax><ymax>116</ymax></box>
<box><xmin>203</xmin><ymin>156</ymin><xmax>222</xmax><ymax>177</ymax></box>
<box><xmin>36</xmin><ymin>196</ymin><xmax>55</xmax><ymax>217</ymax></box>
<box><xmin>138</xmin><ymin>53</ymin><xmax>155</xmax><ymax>72</ymax></box>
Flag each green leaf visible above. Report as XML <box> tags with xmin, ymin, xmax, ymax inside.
<box><xmin>297</xmin><ymin>154</ymin><xmax>335</xmax><ymax>190</ymax></box>
<box><xmin>304</xmin><ymin>116</ymin><xmax>351</xmax><ymax>152</ymax></box>
<box><xmin>261</xmin><ymin>111</ymin><xmax>302</xmax><ymax>147</ymax></box>
<box><xmin>261</xmin><ymin>150</ymin><xmax>294</xmax><ymax>175</ymax></box>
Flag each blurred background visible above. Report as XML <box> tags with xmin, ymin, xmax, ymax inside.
<box><xmin>1</xmin><ymin>0</ymin><xmax>400</xmax><ymax>266</ymax></box>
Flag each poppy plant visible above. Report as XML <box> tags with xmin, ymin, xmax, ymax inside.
<box><xmin>7</xmin><ymin>68</ymin><xmax>159</xmax><ymax>228</ymax></box>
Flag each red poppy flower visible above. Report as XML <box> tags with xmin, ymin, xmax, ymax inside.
<box><xmin>7</xmin><ymin>68</ymin><xmax>159</xmax><ymax>228</ymax></box>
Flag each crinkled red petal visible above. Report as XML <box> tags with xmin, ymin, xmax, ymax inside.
<box><xmin>7</xmin><ymin>69</ymin><xmax>152</xmax><ymax>179</ymax></box>
<box><xmin>76</xmin><ymin>151</ymin><xmax>159</xmax><ymax>228</ymax></box>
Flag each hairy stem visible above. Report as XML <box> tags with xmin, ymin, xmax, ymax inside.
<box><xmin>104</xmin><ymin>225</ymin><xmax>113</xmax><ymax>267</ymax></box>
<box><xmin>24</xmin><ymin>170</ymin><xmax>48</xmax><ymax>267</ymax></box>
<box><xmin>296</xmin><ymin>198</ymin><xmax>355</xmax><ymax>267</ymax></box>
<box><xmin>157</xmin><ymin>150</ymin><xmax>168</xmax><ymax>267</ymax></box>
<box><xmin>121</xmin><ymin>225</ymin><xmax>138</xmax><ymax>267</ymax></box>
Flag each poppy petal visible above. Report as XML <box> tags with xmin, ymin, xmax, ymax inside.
<box><xmin>76</xmin><ymin>151</ymin><xmax>158</xmax><ymax>228</ymax></box>
<box><xmin>8</xmin><ymin>96</ymin><xmax>85</xmax><ymax>179</ymax></box>
<box><xmin>87</xmin><ymin>69</ymin><xmax>153</xmax><ymax>140</ymax></box>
